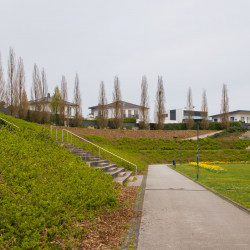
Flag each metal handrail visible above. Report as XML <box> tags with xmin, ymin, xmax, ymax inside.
<box><xmin>51</xmin><ymin>125</ymin><xmax>58</xmax><ymax>141</ymax></box>
<box><xmin>0</xmin><ymin>117</ymin><xmax>20</xmax><ymax>131</ymax></box>
<box><xmin>56</xmin><ymin>127</ymin><xmax>137</xmax><ymax>177</ymax></box>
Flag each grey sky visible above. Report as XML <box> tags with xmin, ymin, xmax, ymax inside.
<box><xmin>1</xmin><ymin>0</ymin><xmax>250</xmax><ymax>118</ymax></box>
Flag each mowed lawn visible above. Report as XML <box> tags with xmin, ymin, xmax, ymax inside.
<box><xmin>170</xmin><ymin>163</ymin><xmax>250</xmax><ymax>209</ymax></box>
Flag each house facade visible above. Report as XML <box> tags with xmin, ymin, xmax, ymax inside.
<box><xmin>164</xmin><ymin>108</ymin><xmax>208</xmax><ymax>123</ymax></box>
<box><xmin>88</xmin><ymin>101</ymin><xmax>143</xmax><ymax>119</ymax></box>
<box><xmin>28</xmin><ymin>93</ymin><xmax>77</xmax><ymax>118</ymax></box>
<box><xmin>210</xmin><ymin>110</ymin><xmax>250</xmax><ymax>123</ymax></box>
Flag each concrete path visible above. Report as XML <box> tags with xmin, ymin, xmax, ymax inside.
<box><xmin>185</xmin><ymin>131</ymin><xmax>221</xmax><ymax>140</ymax></box>
<box><xmin>137</xmin><ymin>165</ymin><xmax>250</xmax><ymax>250</ymax></box>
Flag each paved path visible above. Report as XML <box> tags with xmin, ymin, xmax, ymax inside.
<box><xmin>137</xmin><ymin>165</ymin><xmax>250</xmax><ymax>250</ymax></box>
<box><xmin>185</xmin><ymin>131</ymin><xmax>221</xmax><ymax>140</ymax></box>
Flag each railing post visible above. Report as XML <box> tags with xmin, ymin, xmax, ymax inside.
<box><xmin>99</xmin><ymin>148</ymin><xmax>100</xmax><ymax>160</ymax></box>
<box><xmin>56</xmin><ymin>128</ymin><xmax>57</xmax><ymax>142</ymax></box>
<box><xmin>67</xmin><ymin>131</ymin><xmax>68</xmax><ymax>143</ymax></box>
<box><xmin>71</xmin><ymin>133</ymin><xmax>72</xmax><ymax>144</ymax></box>
<box><xmin>51</xmin><ymin>125</ymin><xmax>52</xmax><ymax>136</ymax></box>
<box><xmin>62</xmin><ymin>130</ymin><xmax>63</xmax><ymax>142</ymax></box>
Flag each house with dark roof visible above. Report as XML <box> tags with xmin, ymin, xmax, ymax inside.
<box><xmin>88</xmin><ymin>101</ymin><xmax>147</xmax><ymax>119</ymax></box>
<box><xmin>28</xmin><ymin>93</ymin><xmax>77</xmax><ymax>118</ymax></box>
<box><xmin>210</xmin><ymin>110</ymin><xmax>250</xmax><ymax>123</ymax></box>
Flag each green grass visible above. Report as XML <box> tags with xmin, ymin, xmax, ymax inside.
<box><xmin>170</xmin><ymin>163</ymin><xmax>250</xmax><ymax>209</ymax></box>
<box><xmin>0</xmin><ymin>113</ymin><xmax>119</xmax><ymax>249</ymax></box>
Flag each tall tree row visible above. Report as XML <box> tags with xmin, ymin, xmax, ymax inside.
<box><xmin>185</xmin><ymin>87</ymin><xmax>194</xmax><ymax>129</ymax></box>
<box><xmin>139</xmin><ymin>75</ymin><xmax>149</xmax><ymax>129</ymax></box>
<box><xmin>73</xmin><ymin>72</ymin><xmax>82</xmax><ymax>127</ymax></box>
<box><xmin>111</xmin><ymin>76</ymin><xmax>123</xmax><ymax>129</ymax></box>
<box><xmin>219</xmin><ymin>83</ymin><xmax>229</xmax><ymax>129</ymax></box>
<box><xmin>97</xmin><ymin>81</ymin><xmax>108</xmax><ymax>128</ymax></box>
<box><xmin>200</xmin><ymin>89</ymin><xmax>209</xmax><ymax>130</ymax></box>
<box><xmin>0</xmin><ymin>52</ymin><xmax>5</xmax><ymax>110</ymax></box>
<box><xmin>154</xmin><ymin>76</ymin><xmax>165</xmax><ymax>130</ymax></box>
<box><xmin>59</xmin><ymin>75</ymin><xmax>68</xmax><ymax>126</ymax></box>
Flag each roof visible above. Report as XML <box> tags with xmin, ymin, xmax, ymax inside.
<box><xmin>88</xmin><ymin>101</ymin><xmax>148</xmax><ymax>110</ymax></box>
<box><xmin>29</xmin><ymin>96</ymin><xmax>76</xmax><ymax>106</ymax></box>
<box><xmin>210</xmin><ymin>110</ymin><xmax>250</xmax><ymax>117</ymax></box>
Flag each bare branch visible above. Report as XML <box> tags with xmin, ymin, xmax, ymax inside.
<box><xmin>200</xmin><ymin>89</ymin><xmax>209</xmax><ymax>130</ymax></box>
<box><xmin>185</xmin><ymin>87</ymin><xmax>194</xmax><ymax>130</ymax></box>
<box><xmin>97</xmin><ymin>81</ymin><xmax>108</xmax><ymax>128</ymax></box>
<box><xmin>219</xmin><ymin>83</ymin><xmax>229</xmax><ymax>129</ymax></box>
<box><xmin>73</xmin><ymin>72</ymin><xmax>82</xmax><ymax>127</ymax></box>
<box><xmin>0</xmin><ymin>52</ymin><xmax>6</xmax><ymax>110</ymax></box>
<box><xmin>139</xmin><ymin>75</ymin><xmax>149</xmax><ymax>130</ymax></box>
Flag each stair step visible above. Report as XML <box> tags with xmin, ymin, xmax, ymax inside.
<box><xmin>81</xmin><ymin>156</ymin><xmax>100</xmax><ymax>161</ymax></box>
<box><xmin>97</xmin><ymin>162</ymin><xmax>110</xmax><ymax>167</ymax></box>
<box><xmin>107</xmin><ymin>167</ymin><xmax>117</xmax><ymax>171</ymax></box>
<box><xmin>113</xmin><ymin>171</ymin><xmax>133</xmax><ymax>185</ymax></box>
<box><xmin>107</xmin><ymin>168</ymin><xmax>125</xmax><ymax>178</ymax></box>
<box><xmin>95</xmin><ymin>164</ymin><xmax>117</xmax><ymax>172</ymax></box>
<box><xmin>86</xmin><ymin>160</ymin><xmax>109</xmax><ymax>167</ymax></box>
<box><xmin>118</xmin><ymin>172</ymin><xmax>126</xmax><ymax>177</ymax></box>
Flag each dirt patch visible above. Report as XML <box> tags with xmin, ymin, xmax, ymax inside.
<box><xmin>48</xmin><ymin>126</ymin><xmax>215</xmax><ymax>140</ymax></box>
<box><xmin>77</xmin><ymin>186</ymin><xmax>138</xmax><ymax>250</ymax></box>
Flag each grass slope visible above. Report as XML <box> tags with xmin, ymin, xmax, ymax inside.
<box><xmin>170</xmin><ymin>164</ymin><xmax>250</xmax><ymax>209</ymax></box>
<box><xmin>0</xmin><ymin>114</ymin><xmax>118</xmax><ymax>249</ymax></box>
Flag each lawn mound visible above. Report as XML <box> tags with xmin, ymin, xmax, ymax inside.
<box><xmin>0</xmin><ymin>114</ymin><xmax>119</xmax><ymax>249</ymax></box>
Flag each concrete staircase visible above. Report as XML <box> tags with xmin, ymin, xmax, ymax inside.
<box><xmin>58</xmin><ymin>142</ymin><xmax>133</xmax><ymax>185</ymax></box>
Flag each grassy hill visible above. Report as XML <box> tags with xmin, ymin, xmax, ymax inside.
<box><xmin>0</xmin><ymin>114</ymin><xmax>119</xmax><ymax>249</ymax></box>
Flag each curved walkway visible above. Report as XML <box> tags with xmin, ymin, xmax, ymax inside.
<box><xmin>137</xmin><ymin>165</ymin><xmax>250</xmax><ymax>250</ymax></box>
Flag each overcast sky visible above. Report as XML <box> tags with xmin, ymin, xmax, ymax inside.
<box><xmin>1</xmin><ymin>0</ymin><xmax>250</xmax><ymax>118</ymax></box>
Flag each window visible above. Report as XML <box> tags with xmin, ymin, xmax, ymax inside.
<box><xmin>230</xmin><ymin>117</ymin><xmax>234</xmax><ymax>121</ymax></box>
<box><xmin>214</xmin><ymin>119</ymin><xmax>218</xmax><ymax>122</ymax></box>
<box><xmin>68</xmin><ymin>107</ymin><xmax>72</xmax><ymax>116</ymax></box>
<box><xmin>166</xmin><ymin>114</ymin><xmax>168</xmax><ymax>117</ymax></box>
<box><xmin>241</xmin><ymin>117</ymin><xmax>245</xmax><ymax>121</ymax></box>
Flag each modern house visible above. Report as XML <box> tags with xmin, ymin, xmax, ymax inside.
<box><xmin>164</xmin><ymin>108</ymin><xmax>208</xmax><ymax>124</ymax></box>
<box><xmin>28</xmin><ymin>93</ymin><xmax>77</xmax><ymax>118</ymax></box>
<box><xmin>88</xmin><ymin>101</ymin><xmax>145</xmax><ymax>119</ymax></box>
<box><xmin>210</xmin><ymin>110</ymin><xmax>250</xmax><ymax>123</ymax></box>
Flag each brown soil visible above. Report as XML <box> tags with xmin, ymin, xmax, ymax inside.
<box><xmin>49</xmin><ymin>126</ymin><xmax>215</xmax><ymax>140</ymax></box>
<box><xmin>77</xmin><ymin>185</ymin><xmax>138</xmax><ymax>249</ymax></box>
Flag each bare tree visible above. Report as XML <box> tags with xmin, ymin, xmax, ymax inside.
<box><xmin>97</xmin><ymin>81</ymin><xmax>108</xmax><ymax>128</ymax></box>
<box><xmin>6</xmin><ymin>47</ymin><xmax>18</xmax><ymax>116</ymax></box>
<box><xmin>139</xmin><ymin>75</ymin><xmax>149</xmax><ymax>129</ymax></box>
<box><xmin>111</xmin><ymin>76</ymin><xmax>123</xmax><ymax>129</ymax></box>
<box><xmin>0</xmin><ymin>52</ymin><xmax>6</xmax><ymax>110</ymax></box>
<box><xmin>30</xmin><ymin>64</ymin><xmax>42</xmax><ymax>122</ymax></box>
<box><xmin>19</xmin><ymin>86</ymin><xmax>29</xmax><ymax>119</ymax></box>
<box><xmin>59</xmin><ymin>75</ymin><xmax>68</xmax><ymax>126</ymax></box>
<box><xmin>185</xmin><ymin>87</ymin><xmax>194</xmax><ymax>130</ymax></box>
<box><xmin>40</xmin><ymin>68</ymin><xmax>50</xmax><ymax>124</ymax></box>
<box><xmin>200</xmin><ymin>89</ymin><xmax>209</xmax><ymax>130</ymax></box>
<box><xmin>73</xmin><ymin>72</ymin><xmax>82</xmax><ymax>127</ymax></box>
<box><xmin>154</xmin><ymin>76</ymin><xmax>165</xmax><ymax>130</ymax></box>
<box><xmin>16</xmin><ymin>57</ymin><xmax>26</xmax><ymax>118</ymax></box>
<box><xmin>219</xmin><ymin>83</ymin><xmax>229</xmax><ymax>129</ymax></box>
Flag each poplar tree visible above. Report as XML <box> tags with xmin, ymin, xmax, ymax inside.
<box><xmin>154</xmin><ymin>76</ymin><xmax>165</xmax><ymax>130</ymax></box>
<box><xmin>200</xmin><ymin>89</ymin><xmax>209</xmax><ymax>130</ymax></box>
<box><xmin>40</xmin><ymin>68</ymin><xmax>50</xmax><ymax>123</ymax></box>
<box><xmin>0</xmin><ymin>52</ymin><xmax>5</xmax><ymax>110</ymax></box>
<box><xmin>59</xmin><ymin>75</ymin><xmax>68</xmax><ymax>126</ymax></box>
<box><xmin>97</xmin><ymin>81</ymin><xmax>108</xmax><ymax>128</ymax></box>
<box><xmin>30</xmin><ymin>64</ymin><xmax>42</xmax><ymax>122</ymax></box>
<box><xmin>185</xmin><ymin>87</ymin><xmax>194</xmax><ymax>130</ymax></box>
<box><xmin>111</xmin><ymin>76</ymin><xmax>123</xmax><ymax>129</ymax></box>
<box><xmin>73</xmin><ymin>72</ymin><xmax>82</xmax><ymax>127</ymax></box>
<box><xmin>219</xmin><ymin>83</ymin><xmax>229</xmax><ymax>129</ymax></box>
<box><xmin>139</xmin><ymin>75</ymin><xmax>149</xmax><ymax>129</ymax></box>
<box><xmin>7</xmin><ymin>47</ymin><xmax>18</xmax><ymax>116</ymax></box>
<box><xmin>16</xmin><ymin>57</ymin><xmax>26</xmax><ymax>118</ymax></box>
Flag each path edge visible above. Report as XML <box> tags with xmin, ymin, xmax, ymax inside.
<box><xmin>121</xmin><ymin>167</ymin><xmax>148</xmax><ymax>249</ymax></box>
<box><xmin>170</xmin><ymin>165</ymin><xmax>250</xmax><ymax>215</ymax></box>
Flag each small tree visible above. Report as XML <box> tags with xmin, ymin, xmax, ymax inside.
<box><xmin>73</xmin><ymin>73</ymin><xmax>82</xmax><ymax>127</ymax></box>
<box><xmin>185</xmin><ymin>87</ymin><xmax>194</xmax><ymax>130</ymax></box>
<box><xmin>59</xmin><ymin>75</ymin><xmax>68</xmax><ymax>126</ymax></box>
<box><xmin>111</xmin><ymin>76</ymin><xmax>123</xmax><ymax>129</ymax></box>
<box><xmin>41</xmin><ymin>68</ymin><xmax>50</xmax><ymax>124</ymax></box>
<box><xmin>0</xmin><ymin>52</ymin><xmax>6</xmax><ymax>110</ymax></box>
<box><xmin>219</xmin><ymin>83</ymin><xmax>229</xmax><ymax>129</ymax></box>
<box><xmin>200</xmin><ymin>89</ymin><xmax>209</xmax><ymax>130</ymax></box>
<box><xmin>139</xmin><ymin>75</ymin><xmax>149</xmax><ymax>130</ymax></box>
<box><xmin>30</xmin><ymin>64</ymin><xmax>42</xmax><ymax>122</ymax></box>
<box><xmin>6</xmin><ymin>47</ymin><xmax>18</xmax><ymax>116</ymax></box>
<box><xmin>16</xmin><ymin>57</ymin><xmax>26</xmax><ymax>118</ymax></box>
<box><xmin>50</xmin><ymin>86</ymin><xmax>60</xmax><ymax>124</ymax></box>
<box><xmin>97</xmin><ymin>81</ymin><xmax>108</xmax><ymax>128</ymax></box>
<box><xmin>154</xmin><ymin>76</ymin><xmax>165</xmax><ymax>130</ymax></box>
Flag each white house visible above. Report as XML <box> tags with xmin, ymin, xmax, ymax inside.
<box><xmin>210</xmin><ymin>110</ymin><xmax>250</xmax><ymax>124</ymax></box>
<box><xmin>88</xmin><ymin>101</ymin><xmax>145</xmax><ymax>119</ymax></box>
<box><xmin>28</xmin><ymin>93</ymin><xmax>77</xmax><ymax>119</ymax></box>
<box><xmin>164</xmin><ymin>108</ymin><xmax>208</xmax><ymax>123</ymax></box>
